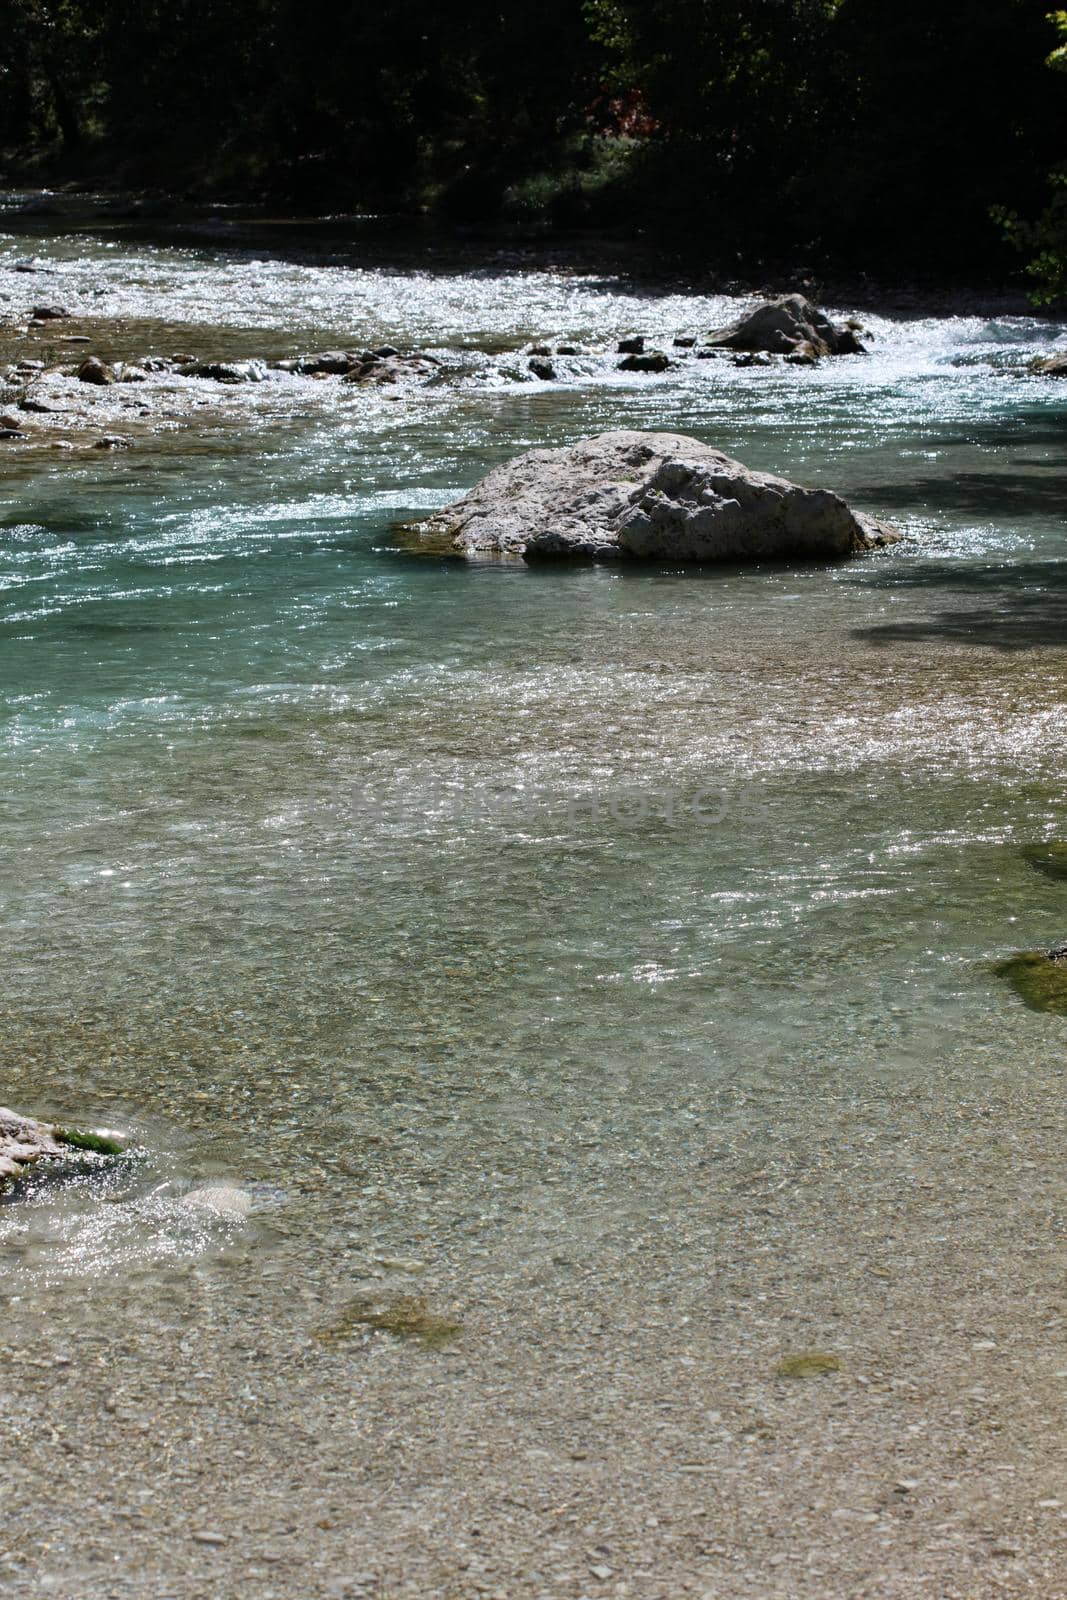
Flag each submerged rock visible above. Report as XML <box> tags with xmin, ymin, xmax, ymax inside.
<box><xmin>1022</xmin><ymin>842</ymin><xmax>1067</xmax><ymax>880</ymax></box>
<box><xmin>995</xmin><ymin>945</ymin><xmax>1067</xmax><ymax>1014</ymax></box>
<box><xmin>704</xmin><ymin>293</ymin><xmax>865</xmax><ymax>357</ymax></box>
<box><xmin>617</xmin><ymin>350</ymin><xmax>672</xmax><ymax>373</ymax></box>
<box><xmin>775</xmin><ymin>1351</ymin><xmax>842</xmax><ymax>1378</ymax></box>
<box><xmin>182</xmin><ymin>1183</ymin><xmax>253</xmax><ymax>1218</ymax></box>
<box><xmin>408</xmin><ymin>430</ymin><xmax>900</xmax><ymax>562</ymax></box>
<box><xmin>0</xmin><ymin>1106</ymin><xmax>124</xmax><ymax>1190</ymax></box>
<box><xmin>315</xmin><ymin>1294</ymin><xmax>461</xmax><ymax>1348</ymax></box>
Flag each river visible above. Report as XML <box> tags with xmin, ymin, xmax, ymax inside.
<box><xmin>1</xmin><ymin>197</ymin><xmax>1065</xmax><ymax>1599</ymax></box>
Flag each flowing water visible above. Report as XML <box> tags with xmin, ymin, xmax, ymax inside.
<box><xmin>1</xmin><ymin>199</ymin><xmax>1065</xmax><ymax>1598</ymax></box>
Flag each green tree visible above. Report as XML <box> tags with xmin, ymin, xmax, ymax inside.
<box><xmin>998</xmin><ymin>9</ymin><xmax>1067</xmax><ymax>302</ymax></box>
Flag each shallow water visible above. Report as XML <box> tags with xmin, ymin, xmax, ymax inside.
<box><xmin>1</xmin><ymin>201</ymin><xmax>1066</xmax><ymax>1594</ymax></box>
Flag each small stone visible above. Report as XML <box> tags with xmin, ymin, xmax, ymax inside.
<box><xmin>528</xmin><ymin>356</ymin><xmax>556</xmax><ymax>380</ymax></box>
<box><xmin>617</xmin><ymin>336</ymin><xmax>645</xmax><ymax>354</ymax></box>
<box><xmin>785</xmin><ymin>340</ymin><xmax>821</xmax><ymax>366</ymax></box>
<box><xmin>78</xmin><ymin>356</ymin><xmax>114</xmax><ymax>385</ymax></box>
<box><xmin>588</xmin><ymin>1564</ymin><xmax>614</xmax><ymax>1580</ymax></box>
<box><xmin>93</xmin><ymin>435</ymin><xmax>130</xmax><ymax>450</ymax></box>
<box><xmin>894</xmin><ymin>1478</ymin><xmax>920</xmax><ymax>1494</ymax></box>
<box><xmin>373</xmin><ymin>1256</ymin><xmax>425</xmax><ymax>1272</ymax></box>
<box><xmin>617</xmin><ymin>351</ymin><xmax>671</xmax><ymax>373</ymax></box>
<box><xmin>31</xmin><ymin>304</ymin><xmax>70</xmax><ymax>320</ymax></box>
<box><xmin>191</xmin><ymin>1531</ymin><xmax>228</xmax><ymax>1546</ymax></box>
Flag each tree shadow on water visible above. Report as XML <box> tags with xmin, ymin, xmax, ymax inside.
<box><xmin>856</xmin><ymin>466</ymin><xmax>1067</xmax><ymax>520</ymax></box>
<box><xmin>852</xmin><ymin>561</ymin><xmax>1067</xmax><ymax>651</ymax></box>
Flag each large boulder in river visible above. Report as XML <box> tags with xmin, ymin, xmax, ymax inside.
<box><xmin>409</xmin><ymin>431</ymin><xmax>899</xmax><ymax>562</ymax></box>
<box><xmin>0</xmin><ymin>1105</ymin><xmax>124</xmax><ymax>1190</ymax></box>
<box><xmin>704</xmin><ymin>294</ymin><xmax>865</xmax><ymax>357</ymax></box>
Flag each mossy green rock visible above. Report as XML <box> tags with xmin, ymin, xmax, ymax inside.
<box><xmin>315</xmin><ymin>1295</ymin><xmax>462</xmax><ymax>1349</ymax></box>
<box><xmin>0</xmin><ymin>1105</ymin><xmax>126</xmax><ymax>1191</ymax></box>
<box><xmin>775</xmin><ymin>1351</ymin><xmax>842</xmax><ymax>1378</ymax></box>
<box><xmin>1021</xmin><ymin>842</ymin><xmax>1067</xmax><ymax>882</ymax></box>
<box><xmin>995</xmin><ymin>949</ymin><xmax>1067</xmax><ymax>1015</ymax></box>
<box><xmin>51</xmin><ymin>1125</ymin><xmax>125</xmax><ymax>1156</ymax></box>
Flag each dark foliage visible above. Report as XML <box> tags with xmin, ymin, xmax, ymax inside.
<box><xmin>0</xmin><ymin>0</ymin><xmax>1062</xmax><ymax>283</ymax></box>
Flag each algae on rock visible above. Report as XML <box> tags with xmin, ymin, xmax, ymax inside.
<box><xmin>775</xmin><ymin>1351</ymin><xmax>843</xmax><ymax>1378</ymax></box>
<box><xmin>994</xmin><ymin>948</ymin><xmax>1067</xmax><ymax>1015</ymax></box>
<box><xmin>315</xmin><ymin>1295</ymin><xmax>462</xmax><ymax>1349</ymax></box>
<box><xmin>1021</xmin><ymin>842</ymin><xmax>1067</xmax><ymax>881</ymax></box>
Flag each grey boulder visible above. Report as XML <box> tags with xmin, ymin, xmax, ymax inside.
<box><xmin>409</xmin><ymin>430</ymin><xmax>899</xmax><ymax>562</ymax></box>
<box><xmin>704</xmin><ymin>294</ymin><xmax>865</xmax><ymax>356</ymax></box>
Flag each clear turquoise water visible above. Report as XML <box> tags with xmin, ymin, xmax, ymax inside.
<box><xmin>1</xmin><ymin>214</ymin><xmax>1065</xmax><ymax>1285</ymax></box>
